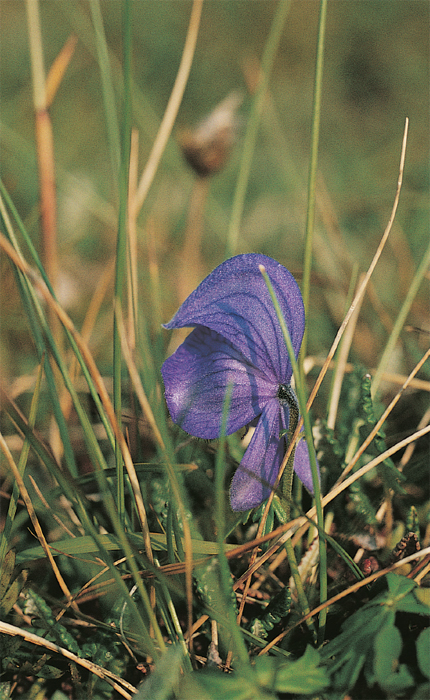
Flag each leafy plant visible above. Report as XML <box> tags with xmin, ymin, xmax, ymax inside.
<box><xmin>0</xmin><ymin>0</ymin><xmax>429</xmax><ymax>698</ymax></box>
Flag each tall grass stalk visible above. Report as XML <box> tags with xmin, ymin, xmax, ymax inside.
<box><xmin>301</xmin><ymin>0</ymin><xmax>328</xmax><ymax>321</ymax></box>
<box><xmin>226</xmin><ymin>0</ymin><xmax>291</xmax><ymax>258</ymax></box>
<box><xmin>134</xmin><ymin>0</ymin><xmax>203</xmax><ymax>215</ymax></box>
<box><xmin>305</xmin><ymin>119</ymin><xmax>409</xmax><ymax>414</ymax></box>
<box><xmin>89</xmin><ymin>0</ymin><xmax>121</xmax><ymax>186</ymax></box>
<box><xmin>371</xmin><ymin>235</ymin><xmax>430</xmax><ymax>396</ymax></box>
<box><xmin>26</xmin><ymin>0</ymin><xmax>59</xmax><ymax>320</ymax></box>
<box><xmin>0</xmin><ymin>361</ymin><xmax>43</xmax><ymax>567</ymax></box>
<box><xmin>215</xmin><ymin>384</ymin><xmax>251</xmax><ymax>670</ymax></box>
<box><xmin>113</xmin><ymin>0</ymin><xmax>132</xmax><ymax>522</ymax></box>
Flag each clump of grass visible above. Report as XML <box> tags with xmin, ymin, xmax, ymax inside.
<box><xmin>1</xmin><ymin>1</ymin><xmax>429</xmax><ymax>699</ymax></box>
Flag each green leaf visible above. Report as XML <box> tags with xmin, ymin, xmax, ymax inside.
<box><xmin>16</xmin><ymin>532</ymin><xmax>237</xmax><ymax>564</ymax></box>
<box><xmin>134</xmin><ymin>645</ymin><xmax>184</xmax><ymax>700</ymax></box>
<box><xmin>372</xmin><ymin>622</ymin><xmax>402</xmax><ymax>687</ymax></box>
<box><xmin>255</xmin><ymin>646</ymin><xmax>329</xmax><ymax>694</ymax></box>
<box><xmin>385</xmin><ymin>571</ymin><xmax>417</xmax><ymax>598</ymax></box>
<box><xmin>357</xmin><ymin>374</ymin><xmax>405</xmax><ymax>494</ymax></box>
<box><xmin>406</xmin><ymin>506</ymin><xmax>420</xmax><ymax>539</ymax></box>
<box><xmin>0</xmin><ymin>550</ymin><xmax>15</xmax><ymax>600</ymax></box>
<box><xmin>0</xmin><ymin>557</ymin><xmax>28</xmax><ymax>619</ymax></box>
<box><xmin>249</xmin><ymin>587</ymin><xmax>292</xmax><ymax>638</ymax></box>
<box><xmin>417</xmin><ymin>628</ymin><xmax>430</xmax><ymax>679</ymax></box>
<box><xmin>179</xmin><ymin>669</ymin><xmax>271</xmax><ymax>700</ymax></box>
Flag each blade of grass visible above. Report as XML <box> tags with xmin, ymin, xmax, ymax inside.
<box><xmin>371</xmin><ymin>234</ymin><xmax>430</xmax><ymax>396</ymax></box>
<box><xmin>0</xmin><ymin>359</ymin><xmax>44</xmax><ymax>567</ymax></box>
<box><xmin>0</xmin><ymin>432</ymin><xmax>78</xmax><ymax>612</ymax></box>
<box><xmin>0</xmin><ymin>183</ymin><xmax>116</xmax><ymax>454</ymax></box>
<box><xmin>89</xmin><ymin>0</ymin><xmax>121</xmax><ymax>185</ymax></box>
<box><xmin>134</xmin><ymin>0</ymin><xmax>203</xmax><ymax>215</ymax></box>
<box><xmin>112</xmin><ymin>0</ymin><xmax>133</xmax><ymax>524</ymax></box>
<box><xmin>127</xmin><ymin>127</ymin><xmax>140</xmax><ymax>351</ymax></box>
<box><xmin>0</xmin><ymin>232</ymin><xmax>165</xmax><ymax>655</ymax></box>
<box><xmin>226</xmin><ymin>0</ymin><xmax>292</xmax><ymax>258</ymax></box>
<box><xmin>305</xmin><ymin>118</ymin><xmax>409</xmax><ymax>416</ymax></box>
<box><xmin>259</xmin><ymin>264</ymin><xmax>325</xmax><ymax>641</ymax></box>
<box><xmin>0</xmin><ymin>621</ymin><xmax>136</xmax><ymax>699</ymax></box>
<box><xmin>300</xmin><ymin>0</ymin><xmax>328</xmax><ymax>322</ymax></box>
<box><xmin>3</xmin><ymin>386</ymin><xmax>163</xmax><ymax>657</ymax></box>
<box><xmin>116</xmin><ymin>303</ymin><xmax>196</xmax><ymax>655</ymax></box>
<box><xmin>215</xmin><ymin>384</ymin><xmax>251</xmax><ymax>670</ymax></box>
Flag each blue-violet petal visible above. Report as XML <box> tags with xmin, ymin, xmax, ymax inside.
<box><xmin>163</xmin><ymin>254</ymin><xmax>305</xmax><ymax>384</ymax></box>
<box><xmin>230</xmin><ymin>399</ymin><xmax>288</xmax><ymax>511</ymax></box>
<box><xmin>161</xmin><ymin>325</ymin><xmax>277</xmax><ymax>439</ymax></box>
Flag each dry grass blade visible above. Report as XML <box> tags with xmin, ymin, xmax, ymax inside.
<box><xmin>45</xmin><ymin>33</ymin><xmax>78</xmax><ymax>107</ymax></box>
<box><xmin>327</xmin><ymin>273</ymin><xmax>365</xmax><ymax>429</ymax></box>
<box><xmin>115</xmin><ymin>304</ymin><xmax>195</xmax><ymax>656</ymax></box>
<box><xmin>337</xmin><ymin>347</ymin><xmax>430</xmax><ymax>481</ymax></box>
<box><xmin>0</xmin><ymin>433</ymin><xmax>78</xmax><ymax>613</ymax></box>
<box><xmin>0</xmin><ymin>231</ymin><xmax>152</xmax><ymax>558</ymax></box>
<box><xmin>232</xmin><ymin>423</ymin><xmax>430</xmax><ymax>588</ymax></box>
<box><xmin>259</xmin><ymin>544</ymin><xmax>430</xmax><ymax>655</ymax></box>
<box><xmin>306</xmin><ymin>118</ymin><xmax>409</xmax><ymax>414</ymax></box>
<box><xmin>134</xmin><ymin>0</ymin><xmax>204</xmax><ymax>215</ymax></box>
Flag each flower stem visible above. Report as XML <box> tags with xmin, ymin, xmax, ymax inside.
<box><xmin>280</xmin><ymin>385</ymin><xmax>299</xmax><ymax>520</ymax></box>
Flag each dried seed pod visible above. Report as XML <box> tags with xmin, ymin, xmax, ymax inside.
<box><xmin>179</xmin><ymin>91</ymin><xmax>243</xmax><ymax>177</ymax></box>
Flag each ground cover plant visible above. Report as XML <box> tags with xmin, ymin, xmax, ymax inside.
<box><xmin>0</xmin><ymin>1</ymin><xmax>429</xmax><ymax>698</ymax></box>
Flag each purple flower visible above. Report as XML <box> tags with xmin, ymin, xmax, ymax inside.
<box><xmin>161</xmin><ymin>254</ymin><xmax>316</xmax><ymax>512</ymax></box>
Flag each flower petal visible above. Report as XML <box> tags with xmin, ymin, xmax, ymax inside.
<box><xmin>161</xmin><ymin>325</ymin><xmax>277</xmax><ymax>439</ymax></box>
<box><xmin>230</xmin><ymin>399</ymin><xmax>286</xmax><ymax>511</ymax></box>
<box><xmin>293</xmin><ymin>432</ymin><xmax>319</xmax><ymax>495</ymax></box>
<box><xmin>163</xmin><ymin>254</ymin><xmax>304</xmax><ymax>384</ymax></box>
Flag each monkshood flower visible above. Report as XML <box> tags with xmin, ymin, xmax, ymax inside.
<box><xmin>161</xmin><ymin>253</ymin><xmax>316</xmax><ymax>512</ymax></box>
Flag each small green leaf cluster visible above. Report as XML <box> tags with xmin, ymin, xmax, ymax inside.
<box><xmin>321</xmin><ymin>573</ymin><xmax>430</xmax><ymax>698</ymax></box>
<box><xmin>248</xmin><ymin>588</ymin><xmax>292</xmax><ymax>641</ymax></box>
<box><xmin>176</xmin><ymin>646</ymin><xmax>329</xmax><ymax>700</ymax></box>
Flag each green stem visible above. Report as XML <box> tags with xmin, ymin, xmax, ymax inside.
<box><xmin>280</xmin><ymin>384</ymin><xmax>299</xmax><ymax>518</ymax></box>
<box><xmin>300</xmin><ymin>0</ymin><xmax>328</xmax><ymax>364</ymax></box>
<box><xmin>113</xmin><ymin>0</ymin><xmax>132</xmax><ymax>523</ymax></box>
<box><xmin>89</xmin><ymin>0</ymin><xmax>121</xmax><ymax>186</ymax></box>
<box><xmin>279</xmin><ymin>386</ymin><xmax>317</xmax><ymax>638</ymax></box>
<box><xmin>215</xmin><ymin>384</ymin><xmax>250</xmax><ymax>670</ymax></box>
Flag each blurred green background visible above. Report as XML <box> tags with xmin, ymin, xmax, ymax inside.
<box><xmin>1</xmin><ymin>0</ymin><xmax>429</xmax><ymax>376</ymax></box>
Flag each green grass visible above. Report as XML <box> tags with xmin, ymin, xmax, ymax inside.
<box><xmin>0</xmin><ymin>1</ymin><xmax>429</xmax><ymax>699</ymax></box>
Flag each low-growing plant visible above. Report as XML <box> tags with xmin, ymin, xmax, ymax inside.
<box><xmin>1</xmin><ymin>1</ymin><xmax>429</xmax><ymax>699</ymax></box>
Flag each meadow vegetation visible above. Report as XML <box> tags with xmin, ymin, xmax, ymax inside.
<box><xmin>0</xmin><ymin>1</ymin><xmax>429</xmax><ymax>698</ymax></box>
